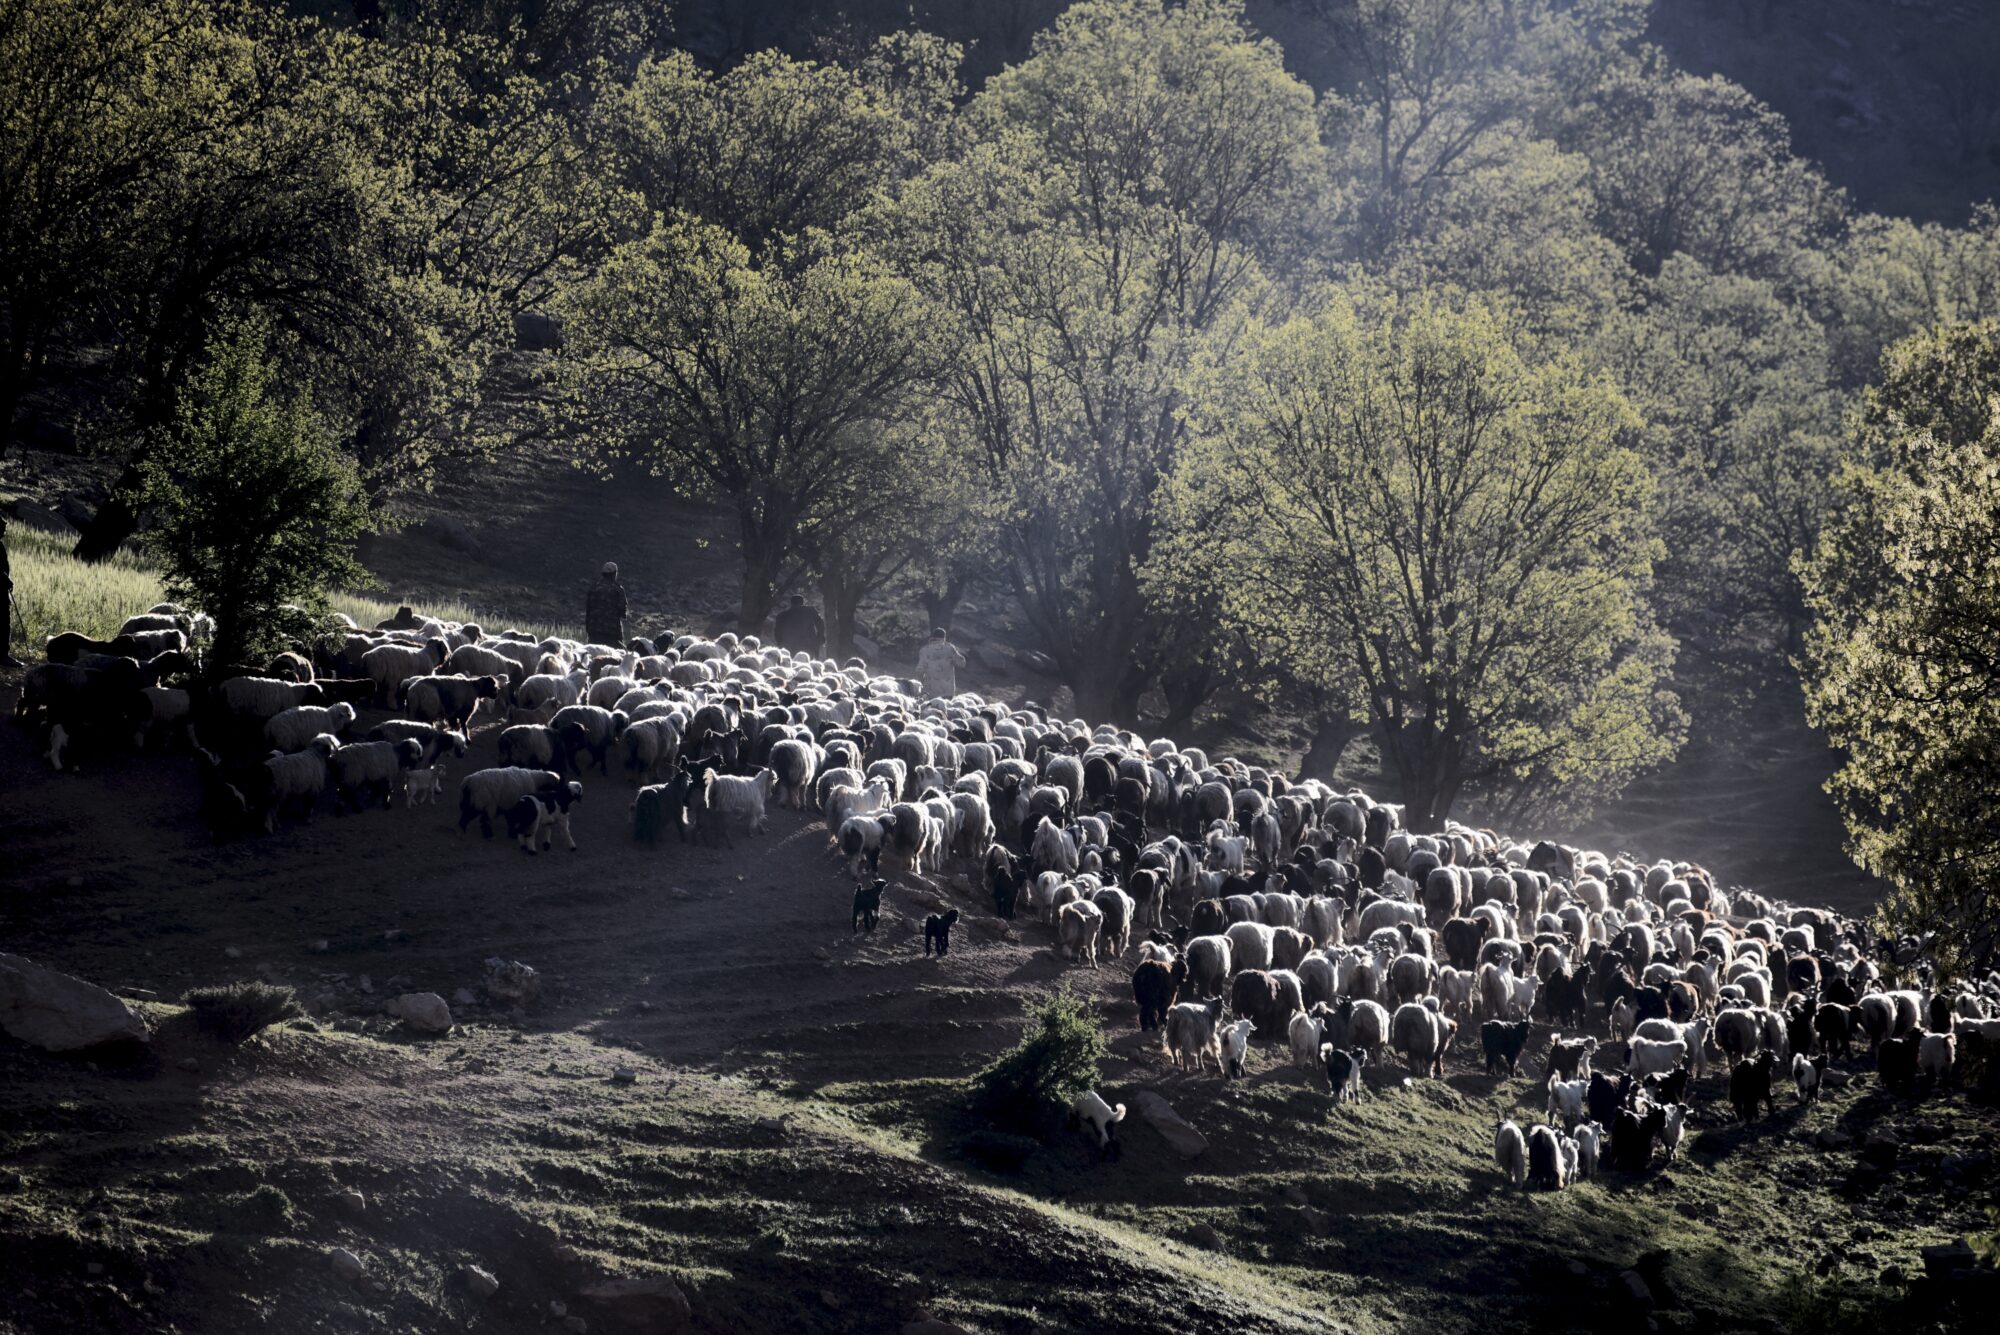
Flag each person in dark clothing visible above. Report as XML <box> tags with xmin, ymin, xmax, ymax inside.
<box><xmin>375</xmin><ymin>604</ymin><xmax>423</xmax><ymax>631</ymax></box>
<box><xmin>1</xmin><ymin>514</ymin><xmax>21</xmax><ymax>669</ymax></box>
<box><xmin>772</xmin><ymin>594</ymin><xmax>824</xmax><ymax>655</ymax></box>
<box><xmin>586</xmin><ymin>562</ymin><xmax>628</xmax><ymax>647</ymax></box>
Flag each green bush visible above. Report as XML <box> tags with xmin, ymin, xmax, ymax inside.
<box><xmin>182</xmin><ymin>981</ymin><xmax>304</xmax><ymax>1044</ymax></box>
<box><xmin>235</xmin><ymin>1183</ymin><xmax>296</xmax><ymax>1233</ymax></box>
<box><xmin>970</xmin><ymin>988</ymin><xmax>1105</xmax><ymax>1137</ymax></box>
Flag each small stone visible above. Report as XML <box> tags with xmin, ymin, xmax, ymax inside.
<box><xmin>610</xmin><ymin>1066</ymin><xmax>637</xmax><ymax>1084</ymax></box>
<box><xmin>1815</xmin><ymin>1129</ymin><xmax>1852</xmax><ymax>1151</ymax></box>
<box><xmin>224</xmin><ymin>946</ymin><xmax>242</xmax><ymax>960</ymax></box>
<box><xmin>1821</xmin><ymin>1068</ymin><xmax>1852</xmax><ymax>1089</ymax></box>
<box><xmin>812</xmin><ymin>947</ymin><xmax>832</xmax><ymax>961</ymax></box>
<box><xmin>1617</xmin><ymin>1269</ymin><xmax>1654</xmax><ymax>1307</ymax></box>
<box><xmin>550</xmin><ymin>1300</ymin><xmax>567</xmax><ymax>1317</ymax></box>
<box><xmin>176</xmin><ymin>1057</ymin><xmax>199</xmax><ymax>1073</ymax></box>
<box><xmin>1880</xmin><ymin>1265</ymin><xmax>1905</xmax><ymax>1285</ymax></box>
<box><xmin>1133</xmin><ymin>1091</ymin><xmax>1208</xmax><ymax>1159</ymax></box>
<box><xmin>482</xmin><ymin>958</ymin><xmax>541</xmax><ymax>1007</ymax></box>
<box><xmin>1287</xmin><ymin>1204</ymin><xmax>1330</xmax><ymax>1236</ymax></box>
<box><xmin>334</xmin><ymin>1188</ymin><xmax>366</xmax><ymax>1216</ymax></box>
<box><xmin>461</xmin><ymin>1264</ymin><xmax>500</xmax><ymax>1300</ymax></box>
<box><xmin>1861</xmin><ymin>1131</ymin><xmax>1900</xmax><ymax>1166</ymax></box>
<box><xmin>820</xmin><ymin>1289</ymin><xmax>844</xmax><ymax>1311</ymax></box>
<box><xmin>637</xmin><ymin>1000</ymin><xmax>656</xmax><ymax>1013</ymax></box>
<box><xmin>0</xmin><ymin>1170</ymin><xmax>24</xmax><ymax>1192</ymax></box>
<box><xmin>310</xmin><ymin>940</ymin><xmax>330</xmax><ymax>954</ymax></box>
<box><xmin>383</xmin><ymin>929</ymin><xmax>407</xmax><ymax>943</ymax></box>
<box><xmin>329</xmin><ymin>1247</ymin><xmax>366</xmax><ymax>1282</ymax></box>
<box><xmin>670</xmin><ymin>888</ymin><xmax>692</xmax><ymax>901</ymax></box>
<box><xmin>755</xmin><ymin>1116</ymin><xmax>786</xmax><ymax>1135</ymax></box>
<box><xmin>357</xmin><ymin>974</ymin><xmax>374</xmax><ymax>994</ymax></box>
<box><xmin>1920</xmin><ymin>1239</ymin><xmax>1977</xmax><ymax>1278</ymax></box>
<box><xmin>1568</xmin><ymin>1260</ymin><xmax>1590</xmax><ymax>1277</ymax></box>
<box><xmin>562</xmin><ymin>1318</ymin><xmax>587</xmax><ymax>1335</ymax></box>
<box><xmin>85</xmin><ymin>1262</ymin><xmax>104</xmax><ymax>1275</ymax></box>
<box><xmin>1189</xmin><ymin>1223</ymin><xmax>1223</xmax><ymax>1250</ymax></box>
<box><xmin>1280</xmin><ymin>1184</ymin><xmax>1308</xmax><ymax>1207</ymax></box>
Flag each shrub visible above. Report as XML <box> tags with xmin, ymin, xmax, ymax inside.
<box><xmin>235</xmin><ymin>1183</ymin><xmax>296</xmax><ymax>1233</ymax></box>
<box><xmin>182</xmin><ymin>981</ymin><xmax>304</xmax><ymax>1043</ymax></box>
<box><xmin>970</xmin><ymin>988</ymin><xmax>1105</xmax><ymax>1137</ymax></box>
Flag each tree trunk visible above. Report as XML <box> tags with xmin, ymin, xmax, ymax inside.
<box><xmin>1154</xmin><ymin>660</ymin><xmax>1215</xmax><ymax>737</ymax></box>
<box><xmin>1072</xmin><ymin>651</ymin><xmax>1151</xmax><ymax>728</ymax></box>
<box><xmin>1377</xmin><ymin>715</ymin><xmax>1454</xmax><ymax>832</ymax></box>
<box><xmin>921</xmin><ymin>572</ymin><xmax>967</xmax><ymax>633</ymax></box>
<box><xmin>736</xmin><ymin>510</ymin><xmax>785</xmax><ymax>637</ymax></box>
<box><xmin>818</xmin><ymin>570</ymin><xmax>862</xmax><ymax>660</ymax></box>
<box><xmin>73</xmin><ymin>456</ymin><xmax>148</xmax><ymax>562</ymax></box>
<box><xmin>1298</xmin><ymin>712</ymin><xmax>1362</xmax><ymax>785</ymax></box>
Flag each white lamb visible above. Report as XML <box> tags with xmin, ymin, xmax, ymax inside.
<box><xmin>1220</xmin><ymin>1017</ymin><xmax>1255</xmax><ymax>1080</ymax></box>
<box><xmin>1495</xmin><ymin>1119</ymin><xmax>1527</xmax><ymax>1189</ymax></box>
<box><xmin>1288</xmin><ymin>1011</ymin><xmax>1324</xmax><ymax>1073</ymax></box>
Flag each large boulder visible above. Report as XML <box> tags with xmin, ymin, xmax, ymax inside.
<box><xmin>576</xmin><ymin>1275</ymin><xmax>692</xmax><ymax>1334</ymax></box>
<box><xmin>482</xmin><ymin>957</ymin><xmax>542</xmax><ymax>1007</ymax></box>
<box><xmin>1132</xmin><ymin>1090</ymin><xmax>1207</xmax><ymax>1159</ymax></box>
<box><xmin>0</xmin><ymin>953</ymin><xmax>148</xmax><ymax>1051</ymax></box>
<box><xmin>391</xmin><ymin>992</ymin><xmax>453</xmax><ymax>1035</ymax></box>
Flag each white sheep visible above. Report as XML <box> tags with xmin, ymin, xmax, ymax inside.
<box><xmin>1225</xmin><ymin>920</ymin><xmax>1276</xmax><ymax>974</ymax></box>
<box><xmin>220</xmin><ymin>676</ymin><xmax>320</xmax><ymax>721</ymax></box>
<box><xmin>406</xmin><ymin>763</ymin><xmax>446</xmax><ymax>806</ymax></box>
<box><xmin>361</xmin><ymin>638</ymin><xmax>447</xmax><ymax>705</ymax></box>
<box><xmin>1574</xmin><ymin>1120</ymin><xmax>1603</xmax><ymax>1179</ymax></box>
<box><xmin>263</xmin><ymin>734</ymin><xmax>339</xmax><ymax>830</ymax></box>
<box><xmin>1546</xmin><ymin>1074</ymin><xmax>1589</xmax><ymax>1129</ymax></box>
<box><xmin>1495</xmin><ymin>1119</ymin><xmax>1527</xmax><ymax>1189</ymax></box>
<box><xmin>459</xmin><ymin>766</ymin><xmax>563</xmax><ymax>838</ymax></box>
<box><xmin>328</xmin><ymin>738</ymin><xmax>424</xmax><ymax>811</ymax></box>
<box><xmin>1070</xmin><ymin>1090</ymin><xmax>1126</xmax><ymax>1157</ymax></box>
<box><xmin>1918</xmin><ymin>1032</ymin><xmax>1955</xmax><ymax>1085</ymax></box>
<box><xmin>1058</xmin><ymin>899</ymin><xmax>1104</xmax><ymax>968</ymax></box>
<box><xmin>265</xmin><ymin>702</ymin><xmax>357</xmax><ymax>753</ymax></box>
<box><xmin>1288</xmin><ymin>1011</ymin><xmax>1324</xmax><ymax>1073</ymax></box>
<box><xmin>1219</xmin><ymin>1017</ymin><xmax>1255</xmax><ymax>1080</ymax></box>
<box><xmin>1165</xmin><ymin>997</ymin><xmax>1224</xmax><ymax>1073</ymax></box>
<box><xmin>767</xmin><ymin>738</ymin><xmax>819</xmax><ymax>810</ymax></box>
<box><xmin>1626</xmin><ymin>1036</ymin><xmax>1688</xmax><ymax>1079</ymax></box>
<box><xmin>706</xmin><ymin>768</ymin><xmax>778</xmax><ymax>841</ymax></box>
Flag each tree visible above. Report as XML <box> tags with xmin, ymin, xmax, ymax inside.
<box><xmin>898</xmin><ymin>0</ymin><xmax>1323</xmax><ymax>722</ymax></box>
<box><xmin>136</xmin><ymin>321</ymin><xmax>375</xmax><ymax>668</ymax></box>
<box><xmin>1593</xmin><ymin>256</ymin><xmax>1844</xmax><ymax>717</ymax></box>
<box><xmin>1799</xmin><ymin>321</ymin><xmax>2000</xmax><ymax>975</ymax></box>
<box><xmin>1566</xmin><ymin>66</ymin><xmax>1839</xmax><ymax>283</ymax></box>
<box><xmin>1315</xmin><ymin>0</ymin><xmax>1644</xmax><ymax>256</ymax></box>
<box><xmin>1159</xmin><ymin>290</ymin><xmax>1680</xmax><ymax>827</ymax></box>
<box><xmin>553</xmin><ymin>217</ymin><xmax>945</xmax><ymax>632</ymax></box>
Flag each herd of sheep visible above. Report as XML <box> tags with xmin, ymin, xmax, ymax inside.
<box><xmin>15</xmin><ymin>601</ymin><xmax>2000</xmax><ymax>1185</ymax></box>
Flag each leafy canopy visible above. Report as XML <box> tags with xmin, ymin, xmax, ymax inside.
<box><xmin>1800</xmin><ymin>321</ymin><xmax>2000</xmax><ymax>974</ymax></box>
<box><xmin>137</xmin><ymin>320</ymin><xmax>375</xmax><ymax>666</ymax></box>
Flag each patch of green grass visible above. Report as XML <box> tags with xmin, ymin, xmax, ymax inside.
<box><xmin>5</xmin><ymin>519</ymin><xmax>572</xmax><ymax>660</ymax></box>
<box><xmin>7</xmin><ymin>522</ymin><xmax>165</xmax><ymax>657</ymax></box>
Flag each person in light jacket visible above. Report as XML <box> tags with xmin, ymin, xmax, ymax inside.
<box><xmin>915</xmin><ymin>626</ymin><xmax>966</xmax><ymax>699</ymax></box>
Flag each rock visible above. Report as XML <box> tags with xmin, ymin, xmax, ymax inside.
<box><xmin>1861</xmin><ymin>1130</ymin><xmax>1900</xmax><ymax>1166</ymax></box>
<box><xmin>329</xmin><ymin>1248</ymin><xmax>366</xmax><ymax>1282</ymax></box>
<box><xmin>1280</xmin><ymin>1184</ymin><xmax>1309</xmax><ymax>1207</ymax></box>
<box><xmin>1920</xmin><ymin>1239</ymin><xmax>1977</xmax><ymax>1279</ymax></box>
<box><xmin>1815</xmin><ymin>1129</ymin><xmax>1853</xmax><ymax>1151</ymax></box>
<box><xmin>461</xmin><ymin>1264</ymin><xmax>500</xmax><ymax>1300</ymax></box>
<box><xmin>1014</xmin><ymin>648</ymin><xmax>1058</xmax><ymax>676</ymax></box>
<box><xmin>0</xmin><ymin>1169</ymin><xmax>24</xmax><ymax>1192</ymax></box>
<box><xmin>575</xmin><ymin>1275</ymin><xmax>692</xmax><ymax>1334</ymax></box>
<box><xmin>176</xmin><ymin>1057</ymin><xmax>199</xmax><ymax>1073</ymax></box>
<box><xmin>335</xmin><ymin>1188</ymin><xmax>367</xmax><ymax>1216</ymax></box>
<box><xmin>1821</xmin><ymin>1067</ymin><xmax>1851</xmax><ymax>1088</ymax></box>
<box><xmin>396</xmin><ymin>992</ymin><xmax>453</xmax><ymax>1034</ymax></box>
<box><xmin>1880</xmin><ymin>1265</ymin><xmax>1905</xmax><ymax>1285</ymax></box>
<box><xmin>357</xmin><ymin>974</ymin><xmax>374</xmax><ymax>994</ymax></box>
<box><xmin>482</xmin><ymin>958</ymin><xmax>542</xmax><ymax>1007</ymax></box>
<box><xmin>610</xmin><ymin>1066</ymin><xmax>637</xmax><ymax>1084</ymax></box>
<box><xmin>224</xmin><ymin>946</ymin><xmax>242</xmax><ymax>960</ymax></box>
<box><xmin>563</xmin><ymin>1318</ymin><xmax>589</xmax><ymax>1334</ymax></box>
<box><xmin>755</xmin><ymin>1116</ymin><xmax>786</xmax><ymax>1136</ymax></box>
<box><xmin>1133</xmin><ymin>1091</ymin><xmax>1208</xmax><ymax>1159</ymax></box>
<box><xmin>669</xmin><ymin>887</ymin><xmax>692</xmax><ymax>901</ymax></box>
<box><xmin>453</xmin><ymin>988</ymin><xmax>478</xmax><ymax>1008</ymax></box>
<box><xmin>1617</xmin><ymin>1269</ymin><xmax>1654</xmax><ymax>1308</ymax></box>
<box><xmin>819</xmin><ymin>1289</ymin><xmax>844</xmax><ymax>1311</ymax></box>
<box><xmin>1189</xmin><ymin>1223</ymin><xmax>1224</xmax><ymax>1251</ymax></box>
<box><xmin>1568</xmin><ymin>1260</ymin><xmax>1590</xmax><ymax>1278</ymax></box>
<box><xmin>811</xmin><ymin>947</ymin><xmax>832</xmax><ymax>961</ymax></box>
<box><xmin>309</xmin><ymin>940</ymin><xmax>330</xmax><ymax>954</ymax></box>
<box><xmin>0</xmin><ymin>953</ymin><xmax>149</xmax><ymax>1051</ymax></box>
<box><xmin>6</xmin><ymin>498</ymin><xmax>72</xmax><ymax>534</ymax></box>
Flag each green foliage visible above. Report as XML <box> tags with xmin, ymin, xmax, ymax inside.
<box><xmin>136</xmin><ymin>321</ymin><xmax>375</xmax><ymax>666</ymax></box>
<box><xmin>2</xmin><ymin>522</ymin><xmax>167</xmax><ymax>661</ymax></box>
<box><xmin>1800</xmin><ymin>320</ymin><xmax>2000</xmax><ymax>974</ymax></box>
<box><xmin>182</xmin><ymin>980</ymin><xmax>306</xmax><ymax>1044</ymax></box>
<box><xmin>1159</xmin><ymin>290</ymin><xmax>1681</xmax><ymax>825</ymax></box>
<box><xmin>234</xmin><ymin>1183</ymin><xmax>297</xmax><ymax>1233</ymax></box>
<box><xmin>970</xmin><ymin>989</ymin><xmax>1107</xmax><ymax>1137</ymax></box>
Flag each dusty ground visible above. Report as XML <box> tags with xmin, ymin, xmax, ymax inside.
<box><xmin>1</xmin><ymin>678</ymin><xmax>1992</xmax><ymax>1335</ymax></box>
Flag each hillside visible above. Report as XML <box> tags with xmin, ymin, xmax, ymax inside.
<box><xmin>0</xmin><ymin>665</ymin><xmax>1990</xmax><ymax>1334</ymax></box>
